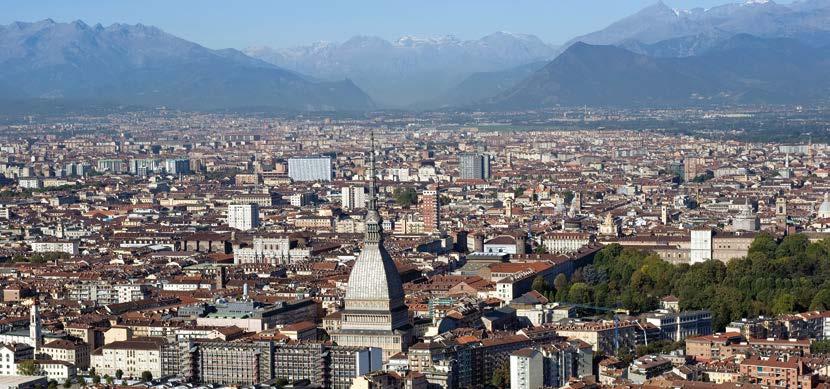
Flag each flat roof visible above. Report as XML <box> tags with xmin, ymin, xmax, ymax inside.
<box><xmin>0</xmin><ymin>375</ymin><xmax>48</xmax><ymax>385</ymax></box>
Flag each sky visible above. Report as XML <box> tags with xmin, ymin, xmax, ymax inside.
<box><xmin>1</xmin><ymin>0</ymin><xmax>795</xmax><ymax>49</ymax></box>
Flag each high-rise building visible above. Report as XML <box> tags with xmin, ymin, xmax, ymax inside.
<box><xmin>332</xmin><ymin>134</ymin><xmax>412</xmax><ymax>361</ymax></box>
<box><xmin>96</xmin><ymin>159</ymin><xmax>124</xmax><ymax>173</ymax></box>
<box><xmin>227</xmin><ymin>203</ymin><xmax>260</xmax><ymax>231</ymax></box>
<box><xmin>342</xmin><ymin>185</ymin><xmax>367</xmax><ymax>211</ymax></box>
<box><xmin>459</xmin><ymin>153</ymin><xmax>491</xmax><ymax>180</ymax></box>
<box><xmin>288</xmin><ymin>157</ymin><xmax>333</xmax><ymax>181</ymax></box>
<box><xmin>420</xmin><ymin>184</ymin><xmax>440</xmax><ymax>233</ymax></box>
<box><xmin>510</xmin><ymin>349</ymin><xmax>543</xmax><ymax>389</ymax></box>
<box><xmin>164</xmin><ymin>158</ymin><xmax>191</xmax><ymax>175</ymax></box>
<box><xmin>129</xmin><ymin>158</ymin><xmax>159</xmax><ymax>175</ymax></box>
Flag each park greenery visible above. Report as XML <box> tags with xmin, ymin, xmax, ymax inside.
<box><xmin>533</xmin><ymin>233</ymin><xmax>830</xmax><ymax>330</ymax></box>
<box><xmin>392</xmin><ymin>187</ymin><xmax>418</xmax><ymax>207</ymax></box>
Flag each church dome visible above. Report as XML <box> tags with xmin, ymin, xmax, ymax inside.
<box><xmin>818</xmin><ymin>193</ymin><xmax>830</xmax><ymax>219</ymax></box>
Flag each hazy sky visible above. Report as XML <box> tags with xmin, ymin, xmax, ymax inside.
<box><xmin>2</xmin><ymin>0</ymin><xmax>795</xmax><ymax>49</ymax></box>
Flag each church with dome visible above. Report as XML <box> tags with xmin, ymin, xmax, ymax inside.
<box><xmin>818</xmin><ymin>193</ymin><xmax>830</xmax><ymax>219</ymax></box>
<box><xmin>331</xmin><ymin>135</ymin><xmax>412</xmax><ymax>360</ymax></box>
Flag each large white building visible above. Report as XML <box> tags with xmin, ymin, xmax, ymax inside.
<box><xmin>342</xmin><ymin>185</ymin><xmax>367</xmax><ymax>211</ymax></box>
<box><xmin>30</xmin><ymin>241</ymin><xmax>78</xmax><ymax>256</ymax></box>
<box><xmin>542</xmin><ymin>232</ymin><xmax>593</xmax><ymax>254</ymax></box>
<box><xmin>288</xmin><ymin>157</ymin><xmax>332</xmax><ymax>182</ymax></box>
<box><xmin>90</xmin><ymin>338</ymin><xmax>164</xmax><ymax>379</ymax></box>
<box><xmin>227</xmin><ymin>204</ymin><xmax>260</xmax><ymax>231</ymax></box>
<box><xmin>0</xmin><ymin>343</ymin><xmax>34</xmax><ymax>376</ymax></box>
<box><xmin>510</xmin><ymin>349</ymin><xmax>543</xmax><ymax>389</ymax></box>
<box><xmin>690</xmin><ymin>228</ymin><xmax>713</xmax><ymax>264</ymax></box>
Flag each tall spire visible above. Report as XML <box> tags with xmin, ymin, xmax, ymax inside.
<box><xmin>365</xmin><ymin>131</ymin><xmax>382</xmax><ymax>244</ymax></box>
<box><xmin>367</xmin><ymin>131</ymin><xmax>377</xmax><ymax>211</ymax></box>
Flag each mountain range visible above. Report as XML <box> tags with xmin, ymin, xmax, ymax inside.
<box><xmin>3</xmin><ymin>0</ymin><xmax>830</xmax><ymax>111</ymax></box>
<box><xmin>0</xmin><ymin>19</ymin><xmax>374</xmax><ymax>111</ymax></box>
<box><xmin>485</xmin><ymin>35</ymin><xmax>830</xmax><ymax>109</ymax></box>
<box><xmin>244</xmin><ymin>32</ymin><xmax>558</xmax><ymax>107</ymax></box>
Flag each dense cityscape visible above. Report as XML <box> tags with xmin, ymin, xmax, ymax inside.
<box><xmin>0</xmin><ymin>107</ymin><xmax>827</xmax><ymax>388</ymax></box>
<box><xmin>5</xmin><ymin>0</ymin><xmax>830</xmax><ymax>388</ymax></box>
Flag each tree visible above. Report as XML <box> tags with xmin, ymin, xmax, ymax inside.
<box><xmin>513</xmin><ymin>186</ymin><xmax>526</xmax><ymax>198</ymax></box>
<box><xmin>772</xmin><ymin>293</ymin><xmax>796</xmax><ymax>315</ymax></box>
<box><xmin>812</xmin><ymin>339</ymin><xmax>830</xmax><ymax>354</ymax></box>
<box><xmin>275</xmin><ymin>378</ymin><xmax>289</xmax><ymax>388</ymax></box>
<box><xmin>563</xmin><ymin>190</ymin><xmax>575</xmax><ymax>205</ymax></box>
<box><xmin>62</xmin><ymin>379</ymin><xmax>71</xmax><ymax>388</ymax></box>
<box><xmin>490</xmin><ymin>363</ymin><xmax>510</xmax><ymax>389</ymax></box>
<box><xmin>105</xmin><ymin>376</ymin><xmax>113</xmax><ymax>385</ymax></box>
<box><xmin>141</xmin><ymin>371</ymin><xmax>153</xmax><ymax>383</ymax></box>
<box><xmin>810</xmin><ymin>289</ymin><xmax>830</xmax><ymax>310</ymax></box>
<box><xmin>392</xmin><ymin>188</ymin><xmax>417</xmax><ymax>207</ymax></box>
<box><xmin>776</xmin><ymin>234</ymin><xmax>809</xmax><ymax>258</ymax></box>
<box><xmin>91</xmin><ymin>375</ymin><xmax>100</xmax><ymax>385</ymax></box>
<box><xmin>115</xmin><ymin>369</ymin><xmax>123</xmax><ymax>380</ymax></box>
<box><xmin>47</xmin><ymin>380</ymin><xmax>58</xmax><ymax>389</ymax></box>
<box><xmin>532</xmin><ymin>276</ymin><xmax>548</xmax><ymax>294</ymax></box>
<box><xmin>748</xmin><ymin>233</ymin><xmax>778</xmax><ymax>258</ymax></box>
<box><xmin>568</xmin><ymin>282</ymin><xmax>592</xmax><ymax>304</ymax></box>
<box><xmin>17</xmin><ymin>360</ymin><xmax>40</xmax><ymax>376</ymax></box>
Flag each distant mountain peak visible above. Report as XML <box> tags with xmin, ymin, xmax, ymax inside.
<box><xmin>244</xmin><ymin>31</ymin><xmax>558</xmax><ymax>107</ymax></box>
<box><xmin>0</xmin><ymin>19</ymin><xmax>375</xmax><ymax>111</ymax></box>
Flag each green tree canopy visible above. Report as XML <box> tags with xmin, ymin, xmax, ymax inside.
<box><xmin>392</xmin><ymin>187</ymin><xmax>418</xmax><ymax>207</ymax></box>
<box><xmin>17</xmin><ymin>360</ymin><xmax>40</xmax><ymax>376</ymax></box>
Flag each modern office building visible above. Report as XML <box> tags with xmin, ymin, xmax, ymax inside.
<box><xmin>459</xmin><ymin>153</ymin><xmax>491</xmax><ymax>180</ymax></box>
<box><xmin>227</xmin><ymin>203</ymin><xmax>260</xmax><ymax>231</ymax></box>
<box><xmin>288</xmin><ymin>157</ymin><xmax>332</xmax><ymax>181</ymax></box>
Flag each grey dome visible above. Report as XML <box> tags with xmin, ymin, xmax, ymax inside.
<box><xmin>344</xmin><ymin>241</ymin><xmax>405</xmax><ymax>303</ymax></box>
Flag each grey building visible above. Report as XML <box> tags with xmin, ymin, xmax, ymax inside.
<box><xmin>459</xmin><ymin>153</ymin><xmax>490</xmax><ymax>180</ymax></box>
<box><xmin>190</xmin><ymin>340</ymin><xmax>274</xmax><ymax>385</ymax></box>
<box><xmin>164</xmin><ymin>158</ymin><xmax>191</xmax><ymax>175</ymax></box>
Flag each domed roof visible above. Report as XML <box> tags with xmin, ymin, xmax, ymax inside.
<box><xmin>344</xmin><ymin>241</ymin><xmax>405</xmax><ymax>303</ymax></box>
<box><xmin>818</xmin><ymin>193</ymin><xmax>830</xmax><ymax>219</ymax></box>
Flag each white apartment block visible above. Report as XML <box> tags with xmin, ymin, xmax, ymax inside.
<box><xmin>31</xmin><ymin>241</ymin><xmax>79</xmax><ymax>256</ymax></box>
<box><xmin>510</xmin><ymin>349</ymin><xmax>543</xmax><ymax>389</ymax></box>
<box><xmin>227</xmin><ymin>203</ymin><xmax>260</xmax><ymax>231</ymax></box>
